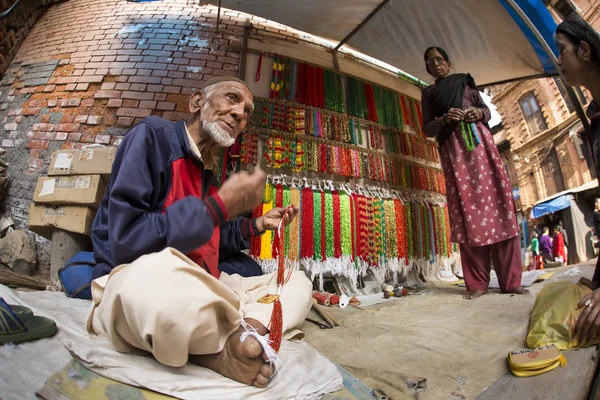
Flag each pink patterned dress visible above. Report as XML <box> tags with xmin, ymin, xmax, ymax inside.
<box><xmin>421</xmin><ymin>84</ymin><xmax>519</xmax><ymax>247</ymax></box>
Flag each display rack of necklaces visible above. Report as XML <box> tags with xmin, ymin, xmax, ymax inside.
<box><xmin>249</xmin><ymin>175</ymin><xmax>453</xmax><ymax>288</ymax></box>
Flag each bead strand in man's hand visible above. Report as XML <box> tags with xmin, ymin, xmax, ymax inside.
<box><xmin>256</xmin><ymin>205</ymin><xmax>299</xmax><ymax>232</ymax></box>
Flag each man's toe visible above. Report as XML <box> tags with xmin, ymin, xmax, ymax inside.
<box><xmin>260</xmin><ymin>363</ymin><xmax>274</xmax><ymax>378</ymax></box>
<box><xmin>242</xmin><ymin>337</ymin><xmax>263</xmax><ymax>359</ymax></box>
<box><xmin>254</xmin><ymin>373</ymin><xmax>270</xmax><ymax>387</ymax></box>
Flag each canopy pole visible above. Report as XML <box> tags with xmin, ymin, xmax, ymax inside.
<box><xmin>333</xmin><ymin>0</ymin><xmax>390</xmax><ymax>52</ymax></box>
<box><xmin>330</xmin><ymin>50</ymin><xmax>348</xmax><ymax>113</ymax></box>
<box><xmin>504</xmin><ymin>0</ymin><xmax>592</xmax><ymax>140</ymax></box>
<box><xmin>239</xmin><ymin>22</ymin><xmax>252</xmax><ymax>81</ymax></box>
<box><xmin>216</xmin><ymin>0</ymin><xmax>222</xmax><ymax>32</ymax></box>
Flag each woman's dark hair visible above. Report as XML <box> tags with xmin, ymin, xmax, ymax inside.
<box><xmin>556</xmin><ymin>15</ymin><xmax>600</xmax><ymax>69</ymax></box>
<box><xmin>423</xmin><ymin>46</ymin><xmax>450</xmax><ymax>74</ymax></box>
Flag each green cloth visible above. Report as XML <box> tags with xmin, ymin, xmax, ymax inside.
<box><xmin>531</xmin><ymin>237</ymin><xmax>539</xmax><ymax>253</ymax></box>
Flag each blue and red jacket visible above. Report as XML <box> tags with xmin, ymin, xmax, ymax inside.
<box><xmin>91</xmin><ymin>116</ymin><xmax>262</xmax><ymax>280</ymax></box>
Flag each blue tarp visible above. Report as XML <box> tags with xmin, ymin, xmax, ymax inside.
<box><xmin>531</xmin><ymin>194</ymin><xmax>571</xmax><ymax>219</ymax></box>
<box><xmin>500</xmin><ymin>0</ymin><xmax>559</xmax><ymax>75</ymax></box>
<box><xmin>512</xmin><ymin>187</ymin><xmax>521</xmax><ymax>200</ymax></box>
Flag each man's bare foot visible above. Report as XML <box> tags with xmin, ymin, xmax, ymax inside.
<box><xmin>505</xmin><ymin>287</ymin><xmax>530</xmax><ymax>295</ymax></box>
<box><xmin>189</xmin><ymin>319</ymin><xmax>274</xmax><ymax>388</ymax></box>
<box><xmin>463</xmin><ymin>290</ymin><xmax>487</xmax><ymax>300</ymax></box>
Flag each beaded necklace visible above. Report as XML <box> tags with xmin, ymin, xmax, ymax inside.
<box><xmin>295</xmin><ymin>107</ymin><xmax>305</xmax><ymax>134</ymax></box>
<box><xmin>288</xmin><ymin>60</ymin><xmax>297</xmax><ymax>101</ymax></box>
<box><xmin>373</xmin><ymin>198</ymin><xmax>385</xmax><ymax>263</ymax></box>
<box><xmin>313</xmin><ymin>190</ymin><xmax>323</xmax><ymax>261</ymax></box>
<box><xmin>259</xmin><ymin>183</ymin><xmax>274</xmax><ymax>260</ymax></box>
<box><xmin>250</xmin><ymin>204</ymin><xmax>263</xmax><ymax>258</ymax></box>
<box><xmin>384</xmin><ymin>199</ymin><xmax>398</xmax><ymax>260</ymax></box>
<box><xmin>461</xmin><ymin>121</ymin><xmax>475</xmax><ymax>152</ymax></box>
<box><xmin>269</xmin><ymin>54</ymin><xmax>279</xmax><ymax>99</ymax></box>
<box><xmin>300</xmin><ymin>187</ymin><xmax>314</xmax><ymax>259</ymax></box>
<box><xmin>283</xmin><ymin>186</ymin><xmax>291</xmax><ymax>258</ymax></box>
<box><xmin>422</xmin><ymin>204</ymin><xmax>429</xmax><ymax>260</ymax></box>
<box><xmin>339</xmin><ymin>191</ymin><xmax>352</xmax><ymax>259</ymax></box>
<box><xmin>387</xmin><ymin>130</ymin><xmax>399</xmax><ymax>153</ymax></box>
<box><xmin>444</xmin><ymin>206</ymin><xmax>452</xmax><ymax>257</ymax></box>
<box><xmin>323</xmin><ymin>191</ymin><xmax>334</xmax><ymax>259</ymax></box>
<box><xmin>368</xmin><ymin>125</ymin><xmax>383</xmax><ymax>150</ymax></box>
<box><xmin>399</xmin><ymin>95</ymin><xmax>412</xmax><ymax>128</ymax></box>
<box><xmin>240</xmin><ymin>131</ymin><xmax>258</xmax><ymax>165</ymax></box>
<box><xmin>366</xmin><ymin>197</ymin><xmax>376</xmax><ymax>265</ymax></box>
<box><xmin>364</xmin><ymin>83</ymin><xmax>378</xmax><ymax>123</ymax></box>
<box><xmin>349</xmin><ymin>193</ymin><xmax>358</xmax><ymax>265</ymax></box>
<box><xmin>331</xmin><ymin>190</ymin><xmax>342</xmax><ymax>258</ymax></box>
<box><xmin>356</xmin><ymin>195</ymin><xmax>370</xmax><ymax>263</ymax></box>
<box><xmin>406</xmin><ymin>202</ymin><xmax>413</xmax><ymax>260</ymax></box>
<box><xmin>347</xmin><ymin>77</ymin><xmax>368</xmax><ymax>119</ymax></box>
<box><xmin>394</xmin><ymin>199</ymin><xmax>407</xmax><ymax>261</ymax></box>
<box><xmin>287</xmin><ymin>186</ymin><xmax>300</xmax><ymax>261</ymax></box>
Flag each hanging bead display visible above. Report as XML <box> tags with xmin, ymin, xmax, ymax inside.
<box><xmin>249</xmin><ymin>175</ymin><xmax>456</xmax><ymax>288</ymax></box>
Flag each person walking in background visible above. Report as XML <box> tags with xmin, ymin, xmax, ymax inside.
<box><xmin>531</xmin><ymin>232</ymin><xmax>540</xmax><ymax>257</ymax></box>
<box><xmin>557</xmin><ymin>220</ymin><xmax>569</xmax><ymax>264</ymax></box>
<box><xmin>552</xmin><ymin>226</ymin><xmax>567</xmax><ymax>264</ymax></box>
<box><xmin>531</xmin><ymin>232</ymin><xmax>540</xmax><ymax>270</ymax></box>
<box><xmin>421</xmin><ymin>46</ymin><xmax>528</xmax><ymax>299</ymax></box>
<box><xmin>539</xmin><ymin>226</ymin><xmax>553</xmax><ymax>262</ymax></box>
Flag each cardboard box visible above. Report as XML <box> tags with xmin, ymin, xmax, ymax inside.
<box><xmin>33</xmin><ymin>175</ymin><xmax>107</xmax><ymax>209</ymax></box>
<box><xmin>48</xmin><ymin>147</ymin><xmax>116</xmax><ymax>179</ymax></box>
<box><xmin>28</xmin><ymin>204</ymin><xmax>96</xmax><ymax>240</ymax></box>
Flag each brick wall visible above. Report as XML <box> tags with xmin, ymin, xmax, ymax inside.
<box><xmin>0</xmin><ymin>0</ymin><xmax>58</xmax><ymax>77</ymax></box>
<box><xmin>0</xmin><ymin>0</ymin><xmax>301</xmax><ymax>274</ymax></box>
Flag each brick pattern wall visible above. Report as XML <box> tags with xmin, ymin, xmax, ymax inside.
<box><xmin>0</xmin><ymin>0</ymin><xmax>57</xmax><ymax>77</ymax></box>
<box><xmin>0</xmin><ymin>0</ymin><xmax>300</xmax><ymax>273</ymax></box>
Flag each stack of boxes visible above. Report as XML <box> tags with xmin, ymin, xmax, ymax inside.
<box><xmin>28</xmin><ymin>146</ymin><xmax>116</xmax><ymax>240</ymax></box>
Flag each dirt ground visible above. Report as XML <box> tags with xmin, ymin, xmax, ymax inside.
<box><xmin>301</xmin><ymin>261</ymin><xmax>597</xmax><ymax>400</ymax></box>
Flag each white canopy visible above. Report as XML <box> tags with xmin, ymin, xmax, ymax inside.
<box><xmin>211</xmin><ymin>0</ymin><xmax>560</xmax><ymax>87</ymax></box>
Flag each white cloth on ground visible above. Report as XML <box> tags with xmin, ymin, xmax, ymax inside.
<box><xmin>0</xmin><ymin>260</ymin><xmax>342</xmax><ymax>400</ymax></box>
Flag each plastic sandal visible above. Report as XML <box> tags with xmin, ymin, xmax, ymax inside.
<box><xmin>9</xmin><ymin>304</ymin><xmax>33</xmax><ymax>316</ymax></box>
<box><xmin>0</xmin><ymin>297</ymin><xmax>57</xmax><ymax>345</ymax></box>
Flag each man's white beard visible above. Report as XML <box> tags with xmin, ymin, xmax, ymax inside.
<box><xmin>201</xmin><ymin>117</ymin><xmax>235</xmax><ymax>147</ymax></box>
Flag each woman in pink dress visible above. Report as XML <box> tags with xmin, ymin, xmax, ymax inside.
<box><xmin>421</xmin><ymin>47</ymin><xmax>528</xmax><ymax>299</ymax></box>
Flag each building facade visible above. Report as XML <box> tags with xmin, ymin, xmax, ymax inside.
<box><xmin>488</xmin><ymin>0</ymin><xmax>600</xmax><ymax>260</ymax></box>
<box><xmin>489</xmin><ymin>77</ymin><xmax>593</xmax><ymax>214</ymax></box>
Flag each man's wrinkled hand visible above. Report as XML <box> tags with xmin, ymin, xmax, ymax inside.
<box><xmin>218</xmin><ymin>167</ymin><xmax>266</xmax><ymax>218</ymax></box>
<box><xmin>257</xmin><ymin>205</ymin><xmax>299</xmax><ymax>232</ymax></box>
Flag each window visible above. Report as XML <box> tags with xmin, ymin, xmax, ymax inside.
<box><xmin>541</xmin><ymin>148</ymin><xmax>566</xmax><ymax>195</ymax></box>
<box><xmin>519</xmin><ymin>92</ymin><xmax>548</xmax><ymax>135</ymax></box>
<box><xmin>550</xmin><ymin>0</ymin><xmax>577</xmax><ymax>19</ymax></box>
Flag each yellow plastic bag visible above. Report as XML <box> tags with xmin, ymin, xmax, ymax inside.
<box><xmin>526</xmin><ymin>281</ymin><xmax>600</xmax><ymax>350</ymax></box>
